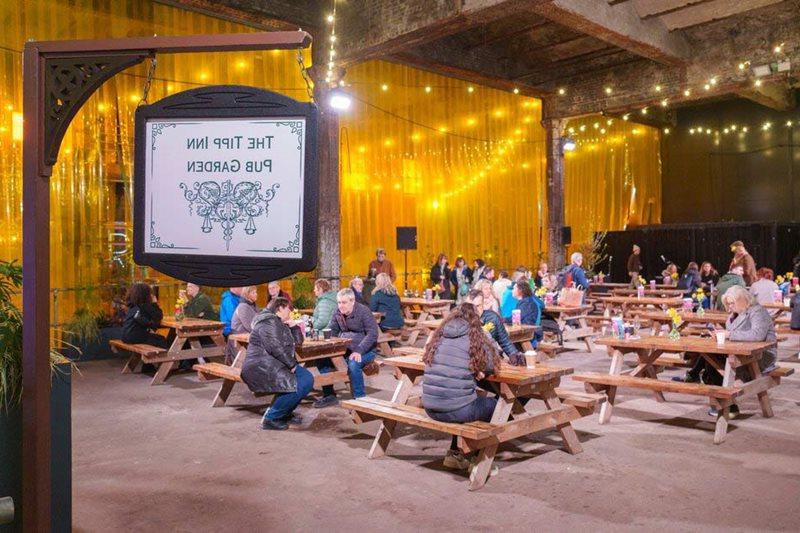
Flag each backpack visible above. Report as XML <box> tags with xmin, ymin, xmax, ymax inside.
<box><xmin>555</xmin><ymin>266</ymin><xmax>574</xmax><ymax>291</ymax></box>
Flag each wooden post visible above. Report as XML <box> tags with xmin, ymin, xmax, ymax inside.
<box><xmin>541</xmin><ymin>113</ymin><xmax>567</xmax><ymax>268</ymax></box>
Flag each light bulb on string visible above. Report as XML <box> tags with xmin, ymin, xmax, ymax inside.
<box><xmin>754</xmin><ymin>79</ymin><xmax>762</xmax><ymax>87</ymax></box>
<box><xmin>513</xmin><ymin>88</ymin><xmax>520</xmax><ymax>94</ymax></box>
<box><xmin>557</xmin><ymin>87</ymin><xmax>566</xmax><ymax>96</ymax></box>
<box><xmin>683</xmin><ymin>89</ymin><xmax>691</xmax><ymax>97</ymax></box>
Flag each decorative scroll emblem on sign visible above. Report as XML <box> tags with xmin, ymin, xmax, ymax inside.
<box><xmin>180</xmin><ymin>179</ymin><xmax>279</xmax><ymax>250</ymax></box>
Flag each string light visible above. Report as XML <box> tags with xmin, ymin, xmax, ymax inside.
<box><xmin>787</xmin><ymin>120</ymin><xmax>794</xmax><ymax>127</ymax></box>
<box><xmin>663</xmin><ymin>128</ymin><xmax>670</xmax><ymax>135</ymax></box>
<box><xmin>683</xmin><ymin>89</ymin><xmax>691</xmax><ymax>97</ymax></box>
<box><xmin>513</xmin><ymin>88</ymin><xmax>520</xmax><ymax>94</ymax></box>
<box><xmin>467</xmin><ymin>86</ymin><xmax>474</xmax><ymax>93</ymax></box>
<box><xmin>754</xmin><ymin>79</ymin><xmax>762</xmax><ymax>87</ymax></box>
<box><xmin>424</xmin><ymin>86</ymin><xmax>431</xmax><ymax>93</ymax></box>
<box><xmin>742</xmin><ymin>126</ymin><xmax>749</xmax><ymax>132</ymax></box>
<box><xmin>604</xmin><ymin>87</ymin><xmax>613</xmax><ymax>95</ymax></box>
<box><xmin>654</xmin><ymin>85</ymin><xmax>662</xmax><ymax>92</ymax></box>
<box><xmin>557</xmin><ymin>87</ymin><xmax>566</xmax><ymax>95</ymax></box>
<box><xmin>660</xmin><ymin>99</ymin><xmax>668</xmax><ymax>107</ymax></box>
<box><xmin>381</xmin><ymin>84</ymin><xmax>389</xmax><ymax>91</ymax></box>
<box><xmin>762</xmin><ymin>121</ymin><xmax>771</xmax><ymax>130</ymax></box>
<box><xmin>640</xmin><ymin>107</ymin><xmax>648</xmax><ymax>115</ymax></box>
<box><xmin>774</xmin><ymin>43</ymin><xmax>784</xmax><ymax>54</ymax></box>
<box><xmin>622</xmin><ymin>114</ymin><xmax>629</xmax><ymax>121</ymax></box>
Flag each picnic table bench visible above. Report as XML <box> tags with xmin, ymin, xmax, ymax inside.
<box><xmin>574</xmin><ymin>335</ymin><xmax>791</xmax><ymax>444</ymax></box>
<box><xmin>419</xmin><ymin>319</ymin><xmax>540</xmax><ymax>353</ymax></box>
<box><xmin>543</xmin><ymin>305</ymin><xmax>597</xmax><ymax>351</ymax></box>
<box><xmin>400</xmin><ymin>297</ymin><xmax>453</xmax><ymax>323</ymax></box>
<box><xmin>598</xmin><ymin>295</ymin><xmax>684</xmax><ymax>315</ymax></box>
<box><xmin>344</xmin><ymin>355</ymin><xmax>604</xmax><ymax>490</ymax></box>
<box><xmin>194</xmin><ymin>333</ymin><xmax>352</xmax><ymax>407</ymax></box>
<box><xmin>111</xmin><ymin>316</ymin><xmax>225</xmax><ymax>385</ymax></box>
<box><xmin>611</xmin><ymin>288</ymin><xmax>687</xmax><ymax>298</ymax></box>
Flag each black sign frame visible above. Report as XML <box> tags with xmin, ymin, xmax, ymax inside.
<box><xmin>133</xmin><ymin>85</ymin><xmax>319</xmax><ymax>286</ymax></box>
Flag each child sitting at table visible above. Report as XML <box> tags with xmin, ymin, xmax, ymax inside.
<box><xmin>422</xmin><ymin>303</ymin><xmax>503</xmax><ymax>471</ymax></box>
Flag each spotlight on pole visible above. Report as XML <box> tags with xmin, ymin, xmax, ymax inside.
<box><xmin>328</xmin><ymin>89</ymin><xmax>352</xmax><ymax>111</ymax></box>
<box><xmin>560</xmin><ymin>137</ymin><xmax>576</xmax><ymax>153</ymax></box>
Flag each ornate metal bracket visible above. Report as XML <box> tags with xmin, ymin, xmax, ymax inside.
<box><xmin>43</xmin><ymin>52</ymin><xmax>151</xmax><ymax>166</ymax></box>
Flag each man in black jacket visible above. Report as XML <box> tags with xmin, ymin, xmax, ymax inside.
<box><xmin>465</xmin><ymin>289</ymin><xmax>525</xmax><ymax>365</ymax></box>
<box><xmin>313</xmin><ymin>288</ymin><xmax>380</xmax><ymax>408</ymax></box>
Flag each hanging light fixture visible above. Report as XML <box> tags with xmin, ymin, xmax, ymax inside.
<box><xmin>329</xmin><ymin>89</ymin><xmax>352</xmax><ymax>111</ymax></box>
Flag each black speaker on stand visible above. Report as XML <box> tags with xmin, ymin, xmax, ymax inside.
<box><xmin>396</xmin><ymin>227</ymin><xmax>417</xmax><ymax>291</ymax></box>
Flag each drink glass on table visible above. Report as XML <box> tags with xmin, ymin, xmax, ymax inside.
<box><xmin>322</xmin><ymin>328</ymin><xmax>332</xmax><ymax>340</ymax></box>
<box><xmin>524</xmin><ymin>350</ymin><xmax>538</xmax><ymax>368</ymax></box>
<box><xmin>649</xmin><ymin>280</ymin><xmax>656</xmax><ymax>290</ymax></box>
<box><xmin>773</xmin><ymin>290</ymin><xmax>783</xmax><ymax>303</ymax></box>
<box><xmin>715</xmin><ymin>330</ymin><xmax>726</xmax><ymax>346</ymax></box>
<box><xmin>511</xmin><ymin>309</ymin><xmax>521</xmax><ymax>326</ymax></box>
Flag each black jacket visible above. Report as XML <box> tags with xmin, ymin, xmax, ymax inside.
<box><xmin>430</xmin><ymin>263</ymin><xmax>452</xmax><ymax>295</ymax></box>
<box><xmin>481</xmin><ymin>310</ymin><xmax>520</xmax><ymax>357</ymax></box>
<box><xmin>241</xmin><ymin>311</ymin><xmax>302</xmax><ymax>394</ymax></box>
<box><xmin>677</xmin><ymin>268</ymin><xmax>702</xmax><ymax>295</ymax></box>
<box><xmin>330</xmin><ymin>302</ymin><xmax>379</xmax><ymax>355</ymax></box>
<box><xmin>791</xmin><ymin>292</ymin><xmax>800</xmax><ymax>331</ymax></box>
<box><xmin>422</xmin><ymin>318</ymin><xmax>495</xmax><ymax>413</ymax></box>
<box><xmin>369</xmin><ymin>290</ymin><xmax>405</xmax><ymax>330</ymax></box>
<box><xmin>122</xmin><ymin>303</ymin><xmax>164</xmax><ymax>344</ymax></box>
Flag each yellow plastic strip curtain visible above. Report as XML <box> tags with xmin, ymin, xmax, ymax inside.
<box><xmin>339</xmin><ymin>60</ymin><xmax>547</xmax><ymax>289</ymax></box>
<box><xmin>0</xmin><ymin>0</ymin><xmax>309</xmax><ymax>324</ymax></box>
<box><xmin>563</xmin><ymin>117</ymin><xmax>662</xmax><ymax>251</ymax></box>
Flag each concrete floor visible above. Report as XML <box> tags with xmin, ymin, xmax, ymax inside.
<box><xmin>72</xmin><ymin>340</ymin><xmax>800</xmax><ymax>532</ymax></box>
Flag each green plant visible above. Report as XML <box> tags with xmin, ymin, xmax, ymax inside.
<box><xmin>574</xmin><ymin>231</ymin><xmax>609</xmax><ymax>275</ymax></box>
<box><xmin>63</xmin><ymin>307</ymin><xmax>102</xmax><ymax>346</ymax></box>
<box><xmin>291</xmin><ymin>275</ymin><xmax>315</xmax><ymax>310</ymax></box>
<box><xmin>0</xmin><ymin>260</ymin><xmax>71</xmax><ymax>411</ymax></box>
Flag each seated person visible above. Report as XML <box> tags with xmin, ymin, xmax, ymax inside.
<box><xmin>476</xmin><ymin>278</ymin><xmax>500</xmax><ymax>315</ymax></box>
<box><xmin>464</xmin><ymin>289</ymin><xmax>524</xmax><ymax>365</ymax></box>
<box><xmin>499</xmin><ymin>271</ymin><xmax>526</xmax><ymax>321</ymax></box>
<box><xmin>677</xmin><ymin>262</ymin><xmax>702</xmax><ymax>296</ymax></box>
<box><xmin>313</xmin><ymin>288</ymin><xmax>379</xmax><ymax>408</ymax></box>
<box><xmin>705</xmin><ymin>286</ymin><xmax>778</xmax><ymax>417</ymax></box>
<box><xmin>241</xmin><ymin>297</ymin><xmax>313</xmax><ymax>431</ymax></box>
<box><xmin>225</xmin><ymin>285</ymin><xmax>259</xmax><ymax>363</ymax></box>
<box><xmin>183</xmin><ymin>283</ymin><xmax>218</xmax><ymax>320</ymax></box>
<box><xmin>749</xmin><ymin>268</ymin><xmax>780</xmax><ymax>305</ymax></box>
<box><xmin>350</xmin><ymin>276</ymin><xmax>367</xmax><ymax>305</ymax></box>
<box><xmin>791</xmin><ymin>291</ymin><xmax>800</xmax><ymax>331</ymax></box>
<box><xmin>311</xmin><ymin>279</ymin><xmax>337</xmax><ymax>333</ymax></box>
<box><xmin>219</xmin><ymin>287</ymin><xmax>242</xmax><ymax>336</ymax></box>
<box><xmin>266</xmin><ymin>281</ymin><xmax>292</xmax><ymax>307</ymax></box>
<box><xmin>514</xmin><ymin>280</ymin><xmax>544</xmax><ymax>345</ymax></box>
<box><xmin>422</xmin><ymin>303</ymin><xmax>503</xmax><ymax>471</ymax></box>
<box><xmin>661</xmin><ymin>263</ymin><xmax>679</xmax><ymax>286</ymax></box>
<box><xmin>713</xmin><ymin>266</ymin><xmax>745</xmax><ymax>311</ymax></box>
<box><xmin>369</xmin><ymin>273</ymin><xmax>405</xmax><ymax>330</ymax></box>
<box><xmin>122</xmin><ymin>282</ymin><xmax>167</xmax><ymax>349</ymax></box>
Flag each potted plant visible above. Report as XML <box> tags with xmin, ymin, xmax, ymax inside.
<box><xmin>0</xmin><ymin>260</ymin><xmax>73</xmax><ymax>531</ymax></box>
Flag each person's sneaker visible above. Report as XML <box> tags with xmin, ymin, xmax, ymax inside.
<box><xmin>708</xmin><ymin>407</ymin><xmax>719</xmax><ymax>417</ymax></box>
<box><xmin>312</xmin><ymin>395</ymin><xmax>339</xmax><ymax>409</ymax></box>
<box><xmin>729</xmin><ymin>404</ymin><xmax>740</xmax><ymax>419</ymax></box>
<box><xmin>442</xmin><ymin>450</ymin><xmax>470</xmax><ymax>470</ymax></box>
<box><xmin>261</xmin><ymin>418</ymin><xmax>289</xmax><ymax>431</ymax></box>
<box><xmin>283</xmin><ymin>413</ymin><xmax>303</xmax><ymax>426</ymax></box>
<box><xmin>672</xmin><ymin>374</ymin><xmax>699</xmax><ymax>383</ymax></box>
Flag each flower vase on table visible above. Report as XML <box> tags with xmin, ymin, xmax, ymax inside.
<box><xmin>174</xmin><ymin>290</ymin><xmax>188</xmax><ymax>321</ymax></box>
<box><xmin>668</xmin><ymin>326</ymin><xmax>681</xmax><ymax>340</ymax></box>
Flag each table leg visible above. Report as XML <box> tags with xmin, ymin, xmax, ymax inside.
<box><xmin>467</xmin><ymin>444</ymin><xmax>498</xmax><ymax>491</ymax></box>
<box><xmin>150</xmin><ymin>334</ymin><xmax>186</xmax><ymax>385</ymax></box>
<box><xmin>599</xmin><ymin>349</ymin><xmax>624</xmax><ymax>424</ymax></box>
<box><xmin>747</xmin><ymin>358</ymin><xmax>774</xmax><ymax>418</ymax></box>
<box><xmin>122</xmin><ymin>354</ymin><xmax>141</xmax><ymax>374</ymax></box>
<box><xmin>368</xmin><ymin>372</ymin><xmax>415</xmax><ymax>459</ymax></box>
<box><xmin>212</xmin><ymin>379</ymin><xmax>236</xmax><ymax>407</ymax></box>
<box><xmin>713</xmin><ymin>400</ymin><xmax>730</xmax><ymax>445</ymax></box>
<box><xmin>541</xmin><ymin>388</ymin><xmax>583</xmax><ymax>454</ymax></box>
<box><xmin>189</xmin><ymin>339</ymin><xmax>206</xmax><ymax>364</ymax></box>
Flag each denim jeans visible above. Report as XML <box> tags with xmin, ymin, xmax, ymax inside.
<box><xmin>319</xmin><ymin>350</ymin><xmax>376</xmax><ymax>398</ymax></box>
<box><xmin>427</xmin><ymin>396</ymin><xmax>497</xmax><ymax>450</ymax></box>
<box><xmin>265</xmin><ymin>365</ymin><xmax>314</xmax><ymax>421</ymax></box>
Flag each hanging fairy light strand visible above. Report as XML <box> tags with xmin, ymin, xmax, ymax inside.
<box><xmin>325</xmin><ymin>1</ymin><xmax>338</xmax><ymax>86</ymax></box>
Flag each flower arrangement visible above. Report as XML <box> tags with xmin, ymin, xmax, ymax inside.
<box><xmin>174</xmin><ymin>291</ymin><xmax>188</xmax><ymax>321</ymax></box>
<box><xmin>637</xmin><ymin>275</ymin><xmax>646</xmax><ymax>287</ymax></box>
<box><xmin>693</xmin><ymin>288</ymin><xmax>706</xmax><ymax>316</ymax></box>
<box><xmin>671</xmin><ymin>272</ymin><xmax>679</xmax><ymax>280</ymax></box>
<box><xmin>666</xmin><ymin>307</ymin><xmax>682</xmax><ymax>339</ymax></box>
<box><xmin>535</xmin><ymin>286</ymin><xmax>547</xmax><ymax>298</ymax></box>
<box><xmin>290</xmin><ymin>309</ymin><xmax>303</xmax><ymax>321</ymax></box>
<box><xmin>776</xmin><ymin>275</ymin><xmax>785</xmax><ymax>285</ymax></box>
<box><xmin>787</xmin><ymin>272</ymin><xmax>794</xmax><ymax>280</ymax></box>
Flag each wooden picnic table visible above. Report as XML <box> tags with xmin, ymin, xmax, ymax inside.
<box><xmin>611</xmin><ymin>288</ymin><xmax>686</xmax><ymax>298</ymax></box>
<box><xmin>589</xmin><ymin>282</ymin><xmax>674</xmax><ymax>294</ymax></box>
<box><xmin>598</xmin><ymin>295</ymin><xmax>684</xmax><ymax>314</ymax></box>
<box><xmin>202</xmin><ymin>333</ymin><xmax>353</xmax><ymax>407</ymax></box>
<box><xmin>370</xmin><ymin>355</ymin><xmax>596</xmax><ymax>490</ymax></box>
<box><xmin>635</xmin><ymin>310</ymin><xmax>729</xmax><ymax>335</ymax></box>
<box><xmin>543</xmin><ymin>305</ymin><xmax>597</xmax><ymax>351</ymax></box>
<box><xmin>575</xmin><ymin>335</ymin><xmax>787</xmax><ymax>444</ymax></box>
<box><xmin>400</xmin><ymin>297</ymin><xmax>453</xmax><ymax>323</ymax></box>
<box><xmin>419</xmin><ymin>319</ymin><xmax>538</xmax><ymax>351</ymax></box>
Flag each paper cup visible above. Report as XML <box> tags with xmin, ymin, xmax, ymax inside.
<box><xmin>322</xmin><ymin>328</ymin><xmax>332</xmax><ymax>340</ymax></box>
<box><xmin>783</xmin><ymin>297</ymin><xmax>791</xmax><ymax>307</ymax></box>
<box><xmin>511</xmin><ymin>309</ymin><xmax>521</xmax><ymax>325</ymax></box>
<box><xmin>649</xmin><ymin>280</ymin><xmax>656</xmax><ymax>290</ymax></box>
<box><xmin>524</xmin><ymin>350</ymin><xmax>538</xmax><ymax>368</ymax></box>
<box><xmin>715</xmin><ymin>331</ymin><xmax>726</xmax><ymax>346</ymax></box>
<box><xmin>774</xmin><ymin>290</ymin><xmax>784</xmax><ymax>303</ymax></box>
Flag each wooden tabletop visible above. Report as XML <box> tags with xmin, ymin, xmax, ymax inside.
<box><xmin>544</xmin><ymin>304</ymin><xmax>593</xmax><ymax>314</ymax></box>
<box><xmin>636</xmin><ymin>310</ymin><xmax>729</xmax><ymax>324</ymax></box>
<box><xmin>595</xmin><ymin>335</ymin><xmax>775</xmax><ymax>356</ymax></box>
<box><xmin>612</xmin><ymin>288</ymin><xmax>686</xmax><ymax>297</ymax></box>
<box><xmin>763</xmin><ymin>302</ymin><xmax>791</xmax><ymax>312</ymax></box>
<box><xmin>400</xmin><ymin>297</ymin><xmax>454</xmax><ymax>307</ymax></box>
<box><xmin>381</xmin><ymin>355</ymin><xmax>572</xmax><ymax>386</ymax></box>
<box><xmin>228</xmin><ymin>332</ymin><xmax>351</xmax><ymax>360</ymax></box>
<box><xmin>161</xmin><ymin>317</ymin><xmax>224</xmax><ymax>331</ymax></box>
<box><xmin>598</xmin><ymin>296</ymin><xmax>683</xmax><ymax>306</ymax></box>
<box><xmin>590</xmin><ymin>282</ymin><xmax>674</xmax><ymax>290</ymax></box>
<box><xmin>419</xmin><ymin>319</ymin><xmax>536</xmax><ymax>335</ymax></box>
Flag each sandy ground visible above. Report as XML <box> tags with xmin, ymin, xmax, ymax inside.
<box><xmin>72</xmin><ymin>339</ymin><xmax>800</xmax><ymax>532</ymax></box>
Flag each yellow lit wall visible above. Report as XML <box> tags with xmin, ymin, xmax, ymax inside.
<box><xmin>339</xmin><ymin>61</ymin><xmax>548</xmax><ymax>288</ymax></box>
<box><xmin>563</xmin><ymin>117</ymin><xmax>662</xmax><ymax>250</ymax></box>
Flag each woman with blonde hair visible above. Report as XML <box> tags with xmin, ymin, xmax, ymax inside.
<box><xmin>369</xmin><ymin>273</ymin><xmax>404</xmax><ymax>330</ymax></box>
<box><xmin>476</xmin><ymin>278</ymin><xmax>500</xmax><ymax>314</ymax></box>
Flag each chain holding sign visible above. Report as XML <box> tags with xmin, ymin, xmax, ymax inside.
<box><xmin>133</xmin><ymin>85</ymin><xmax>319</xmax><ymax>286</ymax></box>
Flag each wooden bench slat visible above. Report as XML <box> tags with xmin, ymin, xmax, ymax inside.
<box><xmin>653</xmin><ymin>356</ymin><xmax>693</xmax><ymax>368</ymax></box>
<box><xmin>342</xmin><ymin>397</ymin><xmax>499</xmax><ymax>440</ymax></box>
<box><xmin>572</xmin><ymin>372</ymin><xmax>742</xmax><ymax>399</ymax></box>
<box><xmin>109</xmin><ymin>340</ymin><xmax>165</xmax><ymax>357</ymax></box>
<box><xmin>769</xmin><ymin>366</ymin><xmax>795</xmax><ymax>378</ymax></box>
<box><xmin>193</xmin><ymin>362</ymin><xmax>242</xmax><ymax>381</ymax></box>
<box><xmin>554</xmin><ymin>388</ymin><xmax>607</xmax><ymax>409</ymax></box>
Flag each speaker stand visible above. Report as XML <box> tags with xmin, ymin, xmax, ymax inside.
<box><xmin>404</xmin><ymin>250</ymin><xmax>409</xmax><ymax>291</ymax></box>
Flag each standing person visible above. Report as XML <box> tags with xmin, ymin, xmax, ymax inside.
<box><xmin>449</xmin><ymin>257</ymin><xmax>473</xmax><ymax>304</ymax></box>
<box><xmin>729</xmin><ymin>240</ymin><xmax>757</xmax><ymax>286</ymax></box>
<box><xmin>534</xmin><ymin>261</ymin><xmax>549</xmax><ymax>288</ymax></box>
<box><xmin>122</xmin><ymin>283</ymin><xmax>167</xmax><ymax>349</ymax></box>
<box><xmin>482</xmin><ymin>266</ymin><xmax>496</xmax><ymax>283</ymax></box>
<box><xmin>749</xmin><ymin>268</ymin><xmax>780</xmax><ymax>305</ymax></box>
<box><xmin>627</xmin><ymin>244</ymin><xmax>643</xmax><ymax>287</ymax></box>
<box><xmin>219</xmin><ymin>287</ymin><xmax>242</xmax><ymax>336</ymax></box>
<box><xmin>183</xmin><ymin>283</ymin><xmax>218</xmax><ymax>320</ymax></box>
<box><xmin>471</xmin><ymin>259</ymin><xmax>486</xmax><ymax>286</ymax></box>
<box><xmin>369</xmin><ymin>273</ymin><xmax>404</xmax><ymax>330</ymax></box>
<box><xmin>311</xmin><ymin>279</ymin><xmax>337</xmax><ymax>333</ymax></box>
<box><xmin>266</xmin><ymin>281</ymin><xmax>292</xmax><ymax>306</ymax></box>
<box><xmin>677</xmin><ymin>262</ymin><xmax>702</xmax><ymax>296</ymax></box>
<box><xmin>429</xmin><ymin>253</ymin><xmax>452</xmax><ymax>299</ymax></box>
<box><xmin>313</xmin><ymin>288</ymin><xmax>379</xmax><ymax>408</ymax></box>
<box><xmin>714</xmin><ymin>266</ymin><xmax>745</xmax><ymax>311</ymax></box>
<box><xmin>464</xmin><ymin>289</ymin><xmax>524</xmax><ymax>363</ymax></box>
<box><xmin>558</xmin><ymin>252</ymin><xmax>590</xmax><ymax>291</ymax></box>
<box><xmin>241</xmin><ymin>297</ymin><xmax>313</xmax><ymax>431</ymax></box>
<box><xmin>226</xmin><ymin>285</ymin><xmax>259</xmax><ymax>363</ymax></box>
<box><xmin>492</xmin><ymin>270</ymin><xmax>512</xmax><ymax>302</ymax></box>
<box><xmin>422</xmin><ymin>303</ymin><xmax>503</xmax><ymax>470</ymax></box>
<box><xmin>350</xmin><ymin>276</ymin><xmax>367</xmax><ymax>304</ymax></box>
<box><xmin>367</xmin><ymin>248</ymin><xmax>397</xmax><ymax>282</ymax></box>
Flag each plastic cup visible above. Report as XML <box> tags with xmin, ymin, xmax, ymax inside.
<box><xmin>682</xmin><ymin>298</ymin><xmax>693</xmax><ymax>311</ymax></box>
<box><xmin>649</xmin><ymin>280</ymin><xmax>656</xmax><ymax>290</ymax></box>
<box><xmin>511</xmin><ymin>309</ymin><xmax>522</xmax><ymax>325</ymax></box>
<box><xmin>637</xmin><ymin>286</ymin><xmax>644</xmax><ymax>299</ymax></box>
<box><xmin>715</xmin><ymin>331</ymin><xmax>726</xmax><ymax>346</ymax></box>
<box><xmin>322</xmin><ymin>328</ymin><xmax>332</xmax><ymax>340</ymax></box>
<box><xmin>773</xmin><ymin>290</ymin><xmax>783</xmax><ymax>303</ymax></box>
<box><xmin>524</xmin><ymin>350</ymin><xmax>538</xmax><ymax>368</ymax></box>
<box><xmin>783</xmin><ymin>297</ymin><xmax>791</xmax><ymax>307</ymax></box>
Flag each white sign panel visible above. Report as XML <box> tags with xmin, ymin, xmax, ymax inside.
<box><xmin>143</xmin><ymin>117</ymin><xmax>305</xmax><ymax>259</ymax></box>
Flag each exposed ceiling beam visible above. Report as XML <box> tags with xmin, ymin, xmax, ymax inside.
<box><xmin>338</xmin><ymin>0</ymin><xmax>550</xmax><ymax>65</ymax></box>
<box><xmin>658</xmin><ymin>0</ymin><xmax>787</xmax><ymax>30</ymax></box>
<box><xmin>632</xmin><ymin>0</ymin><xmax>712</xmax><ymax>19</ymax></box>
<box><xmin>463</xmin><ymin>20</ymin><xmax>550</xmax><ymax>51</ymax></box>
<box><xmin>154</xmin><ymin>0</ymin><xmax>304</xmax><ymax>30</ymax></box>
<box><xmin>532</xmin><ymin>0</ymin><xmax>691</xmax><ymax>65</ymax></box>
<box><xmin>736</xmin><ymin>83</ymin><xmax>796</xmax><ymax>111</ymax></box>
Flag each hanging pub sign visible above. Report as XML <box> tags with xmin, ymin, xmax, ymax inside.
<box><xmin>133</xmin><ymin>85</ymin><xmax>319</xmax><ymax>286</ymax></box>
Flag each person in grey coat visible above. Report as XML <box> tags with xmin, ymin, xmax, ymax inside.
<box><xmin>241</xmin><ymin>297</ymin><xmax>312</xmax><ymax>431</ymax></box>
<box><xmin>225</xmin><ymin>285</ymin><xmax>259</xmax><ymax>363</ymax></box>
<box><xmin>704</xmin><ymin>285</ymin><xmax>778</xmax><ymax>416</ymax></box>
<box><xmin>422</xmin><ymin>303</ymin><xmax>504</xmax><ymax>470</ymax></box>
